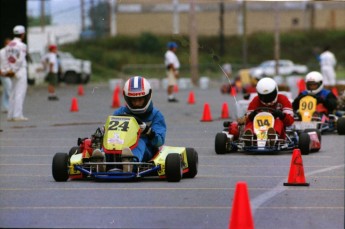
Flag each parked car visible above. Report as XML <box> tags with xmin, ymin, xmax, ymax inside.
<box><xmin>27</xmin><ymin>51</ymin><xmax>46</xmax><ymax>85</ymax></box>
<box><xmin>250</xmin><ymin>59</ymin><xmax>308</xmax><ymax>77</ymax></box>
<box><xmin>58</xmin><ymin>52</ymin><xmax>92</xmax><ymax>84</ymax></box>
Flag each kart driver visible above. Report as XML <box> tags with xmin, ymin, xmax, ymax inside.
<box><xmin>292</xmin><ymin>71</ymin><xmax>337</xmax><ymax>114</ymax></box>
<box><xmin>111</xmin><ymin>76</ymin><xmax>166</xmax><ymax>172</ymax></box>
<box><xmin>244</xmin><ymin>77</ymin><xmax>294</xmax><ymax>146</ymax></box>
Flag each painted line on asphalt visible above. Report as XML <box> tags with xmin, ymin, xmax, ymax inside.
<box><xmin>251</xmin><ymin>164</ymin><xmax>345</xmax><ymax>215</ymax></box>
<box><xmin>0</xmin><ymin>206</ymin><xmax>343</xmax><ymax>210</ymax></box>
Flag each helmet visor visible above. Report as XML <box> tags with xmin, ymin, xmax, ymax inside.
<box><xmin>306</xmin><ymin>81</ymin><xmax>320</xmax><ymax>91</ymax></box>
<box><xmin>258</xmin><ymin>89</ymin><xmax>277</xmax><ymax>104</ymax></box>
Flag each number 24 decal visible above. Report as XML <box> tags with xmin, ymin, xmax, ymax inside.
<box><xmin>109</xmin><ymin>120</ymin><xmax>129</xmax><ymax>131</ymax></box>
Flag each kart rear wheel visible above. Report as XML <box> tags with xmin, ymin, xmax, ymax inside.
<box><xmin>165</xmin><ymin>153</ymin><xmax>182</xmax><ymax>182</ymax></box>
<box><xmin>298</xmin><ymin>133</ymin><xmax>310</xmax><ymax>155</ymax></box>
<box><xmin>337</xmin><ymin>117</ymin><xmax>345</xmax><ymax>135</ymax></box>
<box><xmin>184</xmin><ymin>148</ymin><xmax>198</xmax><ymax>178</ymax></box>
<box><xmin>52</xmin><ymin>153</ymin><xmax>70</xmax><ymax>182</ymax></box>
<box><xmin>68</xmin><ymin>146</ymin><xmax>81</xmax><ymax>158</ymax></box>
<box><xmin>215</xmin><ymin>133</ymin><xmax>227</xmax><ymax>154</ymax></box>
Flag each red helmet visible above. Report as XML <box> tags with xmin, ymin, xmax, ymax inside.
<box><xmin>49</xmin><ymin>44</ymin><xmax>57</xmax><ymax>51</ymax></box>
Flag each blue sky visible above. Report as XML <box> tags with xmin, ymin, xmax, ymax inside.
<box><xmin>28</xmin><ymin>0</ymin><xmax>83</xmax><ymax>26</ymax></box>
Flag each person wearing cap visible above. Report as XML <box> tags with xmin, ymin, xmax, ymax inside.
<box><xmin>3</xmin><ymin>25</ymin><xmax>28</xmax><ymax>121</ymax></box>
<box><xmin>42</xmin><ymin>44</ymin><xmax>59</xmax><ymax>100</ymax></box>
<box><xmin>0</xmin><ymin>38</ymin><xmax>12</xmax><ymax>113</ymax></box>
<box><xmin>164</xmin><ymin>41</ymin><xmax>180</xmax><ymax>102</ymax></box>
<box><xmin>319</xmin><ymin>45</ymin><xmax>337</xmax><ymax>86</ymax></box>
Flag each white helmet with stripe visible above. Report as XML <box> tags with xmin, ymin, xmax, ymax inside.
<box><xmin>123</xmin><ymin>76</ymin><xmax>152</xmax><ymax>114</ymax></box>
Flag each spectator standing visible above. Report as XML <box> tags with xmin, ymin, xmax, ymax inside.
<box><xmin>43</xmin><ymin>44</ymin><xmax>59</xmax><ymax>100</ymax></box>
<box><xmin>0</xmin><ymin>38</ymin><xmax>12</xmax><ymax>113</ymax></box>
<box><xmin>319</xmin><ymin>45</ymin><xmax>337</xmax><ymax>86</ymax></box>
<box><xmin>4</xmin><ymin>25</ymin><xmax>28</xmax><ymax>121</ymax></box>
<box><xmin>164</xmin><ymin>42</ymin><xmax>180</xmax><ymax>102</ymax></box>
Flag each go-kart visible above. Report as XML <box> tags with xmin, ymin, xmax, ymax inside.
<box><xmin>293</xmin><ymin>95</ymin><xmax>345</xmax><ymax>135</ymax></box>
<box><xmin>52</xmin><ymin>115</ymin><xmax>198</xmax><ymax>182</ymax></box>
<box><xmin>215</xmin><ymin>107</ymin><xmax>321</xmax><ymax>155</ymax></box>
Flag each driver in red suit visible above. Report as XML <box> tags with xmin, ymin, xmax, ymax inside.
<box><xmin>244</xmin><ymin>77</ymin><xmax>294</xmax><ymax>145</ymax></box>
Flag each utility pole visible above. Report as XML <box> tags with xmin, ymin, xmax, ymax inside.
<box><xmin>173</xmin><ymin>0</ymin><xmax>179</xmax><ymax>34</ymax></box>
<box><xmin>241</xmin><ymin>0</ymin><xmax>247</xmax><ymax>67</ymax></box>
<box><xmin>219</xmin><ymin>0</ymin><xmax>225</xmax><ymax>57</ymax></box>
<box><xmin>109</xmin><ymin>0</ymin><xmax>117</xmax><ymax>36</ymax></box>
<box><xmin>40</xmin><ymin>0</ymin><xmax>45</xmax><ymax>32</ymax></box>
<box><xmin>81</xmin><ymin>0</ymin><xmax>85</xmax><ymax>32</ymax></box>
<box><xmin>189</xmin><ymin>0</ymin><xmax>199</xmax><ymax>86</ymax></box>
<box><xmin>274</xmin><ymin>2</ymin><xmax>280</xmax><ymax>76</ymax></box>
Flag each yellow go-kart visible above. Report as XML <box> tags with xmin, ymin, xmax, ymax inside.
<box><xmin>52</xmin><ymin>115</ymin><xmax>198</xmax><ymax>182</ymax></box>
<box><xmin>294</xmin><ymin>95</ymin><xmax>345</xmax><ymax>135</ymax></box>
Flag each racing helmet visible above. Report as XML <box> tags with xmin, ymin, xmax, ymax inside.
<box><xmin>256</xmin><ymin>77</ymin><xmax>278</xmax><ymax>106</ymax></box>
<box><xmin>123</xmin><ymin>76</ymin><xmax>152</xmax><ymax>114</ymax></box>
<box><xmin>305</xmin><ymin>71</ymin><xmax>324</xmax><ymax>95</ymax></box>
<box><xmin>13</xmin><ymin>25</ymin><xmax>25</xmax><ymax>35</ymax></box>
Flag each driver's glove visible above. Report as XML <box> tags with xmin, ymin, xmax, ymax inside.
<box><xmin>139</xmin><ymin>122</ymin><xmax>155</xmax><ymax>139</ymax></box>
<box><xmin>247</xmin><ymin>110</ymin><xmax>258</xmax><ymax>121</ymax></box>
<box><xmin>272</xmin><ymin>110</ymin><xmax>286</xmax><ymax>120</ymax></box>
<box><xmin>316</xmin><ymin>96</ymin><xmax>324</xmax><ymax>104</ymax></box>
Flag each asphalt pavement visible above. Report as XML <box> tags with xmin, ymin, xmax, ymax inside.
<box><xmin>0</xmin><ymin>82</ymin><xmax>344</xmax><ymax>228</ymax></box>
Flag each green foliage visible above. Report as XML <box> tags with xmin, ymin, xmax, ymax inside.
<box><xmin>60</xmin><ymin>30</ymin><xmax>345</xmax><ymax>81</ymax></box>
<box><xmin>28</xmin><ymin>15</ymin><xmax>51</xmax><ymax>27</ymax></box>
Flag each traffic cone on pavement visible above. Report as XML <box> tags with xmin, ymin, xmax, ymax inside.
<box><xmin>70</xmin><ymin>97</ymin><xmax>79</xmax><ymax>112</ymax></box>
<box><xmin>230</xmin><ymin>86</ymin><xmax>237</xmax><ymax>97</ymax></box>
<box><xmin>283</xmin><ymin>149</ymin><xmax>309</xmax><ymax>186</ymax></box>
<box><xmin>174</xmin><ymin>84</ymin><xmax>179</xmax><ymax>93</ymax></box>
<box><xmin>221</xmin><ymin>102</ymin><xmax>230</xmax><ymax>119</ymax></box>
<box><xmin>188</xmin><ymin>91</ymin><xmax>195</xmax><ymax>104</ymax></box>
<box><xmin>77</xmin><ymin>85</ymin><xmax>84</xmax><ymax>96</ymax></box>
<box><xmin>200</xmin><ymin>103</ymin><xmax>213</xmax><ymax>122</ymax></box>
<box><xmin>229</xmin><ymin>181</ymin><xmax>254</xmax><ymax>229</ymax></box>
<box><xmin>111</xmin><ymin>88</ymin><xmax>121</xmax><ymax>108</ymax></box>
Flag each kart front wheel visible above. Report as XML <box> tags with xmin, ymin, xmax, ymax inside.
<box><xmin>298</xmin><ymin>133</ymin><xmax>310</xmax><ymax>155</ymax></box>
<box><xmin>215</xmin><ymin>133</ymin><xmax>227</xmax><ymax>154</ymax></box>
<box><xmin>52</xmin><ymin>153</ymin><xmax>70</xmax><ymax>182</ymax></box>
<box><xmin>337</xmin><ymin>117</ymin><xmax>345</xmax><ymax>135</ymax></box>
<box><xmin>184</xmin><ymin>148</ymin><xmax>198</xmax><ymax>178</ymax></box>
<box><xmin>68</xmin><ymin>146</ymin><xmax>81</xmax><ymax>158</ymax></box>
<box><xmin>165</xmin><ymin>153</ymin><xmax>182</xmax><ymax>182</ymax></box>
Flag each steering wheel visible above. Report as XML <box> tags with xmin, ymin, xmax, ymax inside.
<box><xmin>253</xmin><ymin>107</ymin><xmax>276</xmax><ymax>114</ymax></box>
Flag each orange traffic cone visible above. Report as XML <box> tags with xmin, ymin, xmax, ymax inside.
<box><xmin>332</xmin><ymin>87</ymin><xmax>339</xmax><ymax>97</ymax></box>
<box><xmin>114</xmin><ymin>84</ymin><xmax>121</xmax><ymax>94</ymax></box>
<box><xmin>111</xmin><ymin>88</ymin><xmax>121</xmax><ymax>108</ymax></box>
<box><xmin>70</xmin><ymin>97</ymin><xmax>79</xmax><ymax>112</ymax></box>
<box><xmin>221</xmin><ymin>102</ymin><xmax>230</xmax><ymax>119</ymax></box>
<box><xmin>188</xmin><ymin>91</ymin><xmax>195</xmax><ymax>104</ymax></box>
<box><xmin>230</xmin><ymin>86</ymin><xmax>237</xmax><ymax>97</ymax></box>
<box><xmin>201</xmin><ymin>103</ymin><xmax>213</xmax><ymax>122</ymax></box>
<box><xmin>174</xmin><ymin>84</ymin><xmax>179</xmax><ymax>93</ymax></box>
<box><xmin>229</xmin><ymin>181</ymin><xmax>254</xmax><ymax>229</ymax></box>
<box><xmin>77</xmin><ymin>85</ymin><xmax>84</xmax><ymax>96</ymax></box>
<box><xmin>283</xmin><ymin>149</ymin><xmax>309</xmax><ymax>186</ymax></box>
<box><xmin>297</xmin><ymin>79</ymin><xmax>306</xmax><ymax>94</ymax></box>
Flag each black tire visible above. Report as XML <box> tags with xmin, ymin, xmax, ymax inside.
<box><xmin>83</xmin><ymin>75</ymin><xmax>90</xmax><ymax>84</ymax></box>
<box><xmin>68</xmin><ymin>146</ymin><xmax>81</xmax><ymax>158</ymax></box>
<box><xmin>215</xmin><ymin>133</ymin><xmax>227</xmax><ymax>154</ymax></box>
<box><xmin>165</xmin><ymin>153</ymin><xmax>182</xmax><ymax>182</ymax></box>
<box><xmin>337</xmin><ymin>117</ymin><xmax>345</xmax><ymax>135</ymax></box>
<box><xmin>183</xmin><ymin>148</ymin><xmax>198</xmax><ymax>178</ymax></box>
<box><xmin>52</xmin><ymin>153</ymin><xmax>69</xmax><ymax>182</ymax></box>
<box><xmin>64</xmin><ymin>71</ymin><xmax>80</xmax><ymax>84</ymax></box>
<box><xmin>298</xmin><ymin>132</ymin><xmax>310</xmax><ymax>155</ymax></box>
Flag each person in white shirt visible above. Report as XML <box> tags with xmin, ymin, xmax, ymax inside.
<box><xmin>164</xmin><ymin>42</ymin><xmax>180</xmax><ymax>102</ymax></box>
<box><xmin>4</xmin><ymin>25</ymin><xmax>28</xmax><ymax>121</ymax></box>
<box><xmin>42</xmin><ymin>44</ymin><xmax>59</xmax><ymax>100</ymax></box>
<box><xmin>319</xmin><ymin>45</ymin><xmax>337</xmax><ymax>86</ymax></box>
<box><xmin>0</xmin><ymin>38</ymin><xmax>12</xmax><ymax>113</ymax></box>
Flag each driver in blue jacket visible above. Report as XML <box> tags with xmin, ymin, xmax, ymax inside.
<box><xmin>112</xmin><ymin>76</ymin><xmax>166</xmax><ymax>171</ymax></box>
